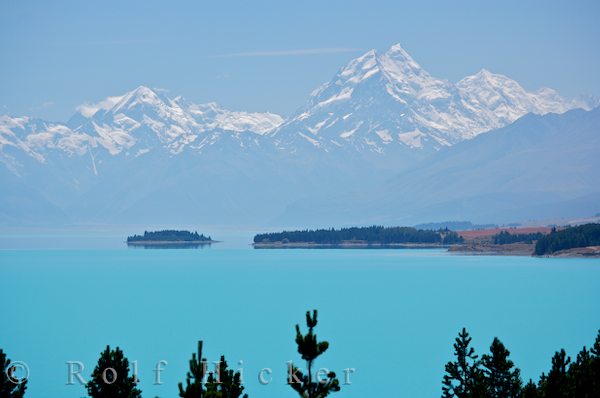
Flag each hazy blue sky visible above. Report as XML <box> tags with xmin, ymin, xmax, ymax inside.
<box><xmin>1</xmin><ymin>0</ymin><xmax>599</xmax><ymax>121</ymax></box>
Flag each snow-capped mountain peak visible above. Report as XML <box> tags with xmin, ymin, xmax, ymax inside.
<box><xmin>457</xmin><ymin>69</ymin><xmax>527</xmax><ymax>94</ymax></box>
<box><xmin>110</xmin><ymin>85</ymin><xmax>166</xmax><ymax>114</ymax></box>
<box><xmin>379</xmin><ymin>43</ymin><xmax>425</xmax><ymax>77</ymax></box>
<box><xmin>1</xmin><ymin>86</ymin><xmax>285</xmax><ymax>163</ymax></box>
<box><xmin>333</xmin><ymin>43</ymin><xmax>426</xmax><ymax>88</ymax></box>
<box><xmin>472</xmin><ymin>68</ymin><xmax>495</xmax><ymax>78</ymax></box>
<box><xmin>273</xmin><ymin>43</ymin><xmax>594</xmax><ymax>154</ymax></box>
<box><xmin>379</xmin><ymin>44</ymin><xmax>452</xmax><ymax>104</ymax></box>
<box><xmin>456</xmin><ymin>69</ymin><xmax>579</xmax><ymax>125</ymax></box>
<box><xmin>2</xmin><ymin>44</ymin><xmax>598</xmax><ymax>169</ymax></box>
<box><xmin>336</xmin><ymin>49</ymin><xmax>379</xmax><ymax>83</ymax></box>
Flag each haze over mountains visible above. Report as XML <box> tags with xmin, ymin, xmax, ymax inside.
<box><xmin>276</xmin><ymin>107</ymin><xmax>600</xmax><ymax>226</ymax></box>
<box><xmin>1</xmin><ymin>44</ymin><xmax>599</xmax><ymax>227</ymax></box>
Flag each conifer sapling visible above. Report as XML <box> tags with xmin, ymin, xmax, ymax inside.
<box><xmin>288</xmin><ymin>310</ymin><xmax>340</xmax><ymax>398</ymax></box>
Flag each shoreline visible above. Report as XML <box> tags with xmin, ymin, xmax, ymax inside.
<box><xmin>448</xmin><ymin>242</ymin><xmax>534</xmax><ymax>256</ymax></box>
<box><xmin>449</xmin><ymin>243</ymin><xmax>600</xmax><ymax>258</ymax></box>
<box><xmin>539</xmin><ymin>246</ymin><xmax>600</xmax><ymax>258</ymax></box>
<box><xmin>252</xmin><ymin>242</ymin><xmax>452</xmax><ymax>249</ymax></box>
<box><xmin>253</xmin><ymin>241</ymin><xmax>600</xmax><ymax>258</ymax></box>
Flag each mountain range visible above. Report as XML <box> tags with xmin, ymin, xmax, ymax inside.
<box><xmin>1</xmin><ymin>44</ymin><xmax>599</xmax><ymax>227</ymax></box>
<box><xmin>273</xmin><ymin>44</ymin><xmax>596</xmax><ymax>155</ymax></box>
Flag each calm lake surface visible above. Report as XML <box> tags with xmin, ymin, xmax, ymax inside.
<box><xmin>1</xmin><ymin>230</ymin><xmax>599</xmax><ymax>398</ymax></box>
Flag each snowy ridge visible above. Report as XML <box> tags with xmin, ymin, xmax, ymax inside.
<box><xmin>272</xmin><ymin>43</ymin><xmax>598</xmax><ymax>153</ymax></box>
<box><xmin>1</xmin><ymin>44</ymin><xmax>598</xmax><ymax>168</ymax></box>
<box><xmin>0</xmin><ymin>86</ymin><xmax>284</xmax><ymax>164</ymax></box>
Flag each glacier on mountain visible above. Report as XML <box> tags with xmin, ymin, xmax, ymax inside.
<box><xmin>0</xmin><ymin>86</ymin><xmax>284</xmax><ymax>167</ymax></box>
<box><xmin>271</xmin><ymin>43</ymin><xmax>598</xmax><ymax>154</ymax></box>
<box><xmin>1</xmin><ymin>43</ymin><xmax>597</xmax><ymax>169</ymax></box>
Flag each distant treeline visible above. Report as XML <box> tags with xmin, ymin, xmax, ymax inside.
<box><xmin>534</xmin><ymin>223</ymin><xmax>600</xmax><ymax>255</ymax></box>
<box><xmin>492</xmin><ymin>230</ymin><xmax>545</xmax><ymax>245</ymax></box>
<box><xmin>254</xmin><ymin>226</ymin><xmax>464</xmax><ymax>245</ymax></box>
<box><xmin>127</xmin><ymin>230</ymin><xmax>211</xmax><ymax>242</ymax></box>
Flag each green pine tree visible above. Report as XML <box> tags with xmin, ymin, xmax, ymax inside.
<box><xmin>566</xmin><ymin>329</ymin><xmax>600</xmax><ymax>398</ymax></box>
<box><xmin>208</xmin><ymin>356</ymin><xmax>247</xmax><ymax>398</ymax></box>
<box><xmin>86</xmin><ymin>346</ymin><xmax>141</xmax><ymax>398</ymax></box>
<box><xmin>0</xmin><ymin>349</ymin><xmax>27</xmax><ymax>398</ymax></box>
<box><xmin>568</xmin><ymin>346</ymin><xmax>594</xmax><ymax>398</ymax></box>
<box><xmin>539</xmin><ymin>349</ymin><xmax>570</xmax><ymax>398</ymax></box>
<box><xmin>178</xmin><ymin>341</ymin><xmax>247</xmax><ymax>398</ymax></box>
<box><xmin>288</xmin><ymin>310</ymin><xmax>340</xmax><ymax>398</ymax></box>
<box><xmin>179</xmin><ymin>341</ymin><xmax>208</xmax><ymax>398</ymax></box>
<box><xmin>590</xmin><ymin>330</ymin><xmax>600</xmax><ymax>396</ymax></box>
<box><xmin>521</xmin><ymin>380</ymin><xmax>539</xmax><ymax>398</ymax></box>
<box><xmin>470</xmin><ymin>367</ymin><xmax>489</xmax><ymax>398</ymax></box>
<box><xmin>442</xmin><ymin>328</ymin><xmax>482</xmax><ymax>398</ymax></box>
<box><xmin>481</xmin><ymin>337</ymin><xmax>522</xmax><ymax>398</ymax></box>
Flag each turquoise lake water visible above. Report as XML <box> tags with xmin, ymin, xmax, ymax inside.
<box><xmin>1</xmin><ymin>232</ymin><xmax>600</xmax><ymax>398</ymax></box>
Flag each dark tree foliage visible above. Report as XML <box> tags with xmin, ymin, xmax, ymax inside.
<box><xmin>254</xmin><ymin>225</ymin><xmax>463</xmax><ymax>245</ymax></box>
<box><xmin>441</xmin><ymin>329</ymin><xmax>600</xmax><ymax>398</ymax></box>
<box><xmin>521</xmin><ymin>380</ymin><xmax>540</xmax><ymax>398</ymax></box>
<box><xmin>178</xmin><ymin>341</ymin><xmax>247</xmax><ymax>398</ymax></box>
<box><xmin>440</xmin><ymin>228</ymin><xmax>465</xmax><ymax>245</ymax></box>
<box><xmin>539</xmin><ymin>349</ymin><xmax>571</xmax><ymax>398</ymax></box>
<box><xmin>492</xmin><ymin>231</ymin><xmax>544</xmax><ymax>245</ymax></box>
<box><xmin>127</xmin><ymin>230</ymin><xmax>211</xmax><ymax>242</ymax></box>
<box><xmin>86</xmin><ymin>346</ymin><xmax>141</xmax><ymax>398</ymax></box>
<box><xmin>568</xmin><ymin>347</ymin><xmax>595</xmax><ymax>398</ymax></box>
<box><xmin>207</xmin><ymin>356</ymin><xmax>247</xmax><ymax>398</ymax></box>
<box><xmin>288</xmin><ymin>310</ymin><xmax>340</xmax><ymax>398</ymax></box>
<box><xmin>0</xmin><ymin>349</ymin><xmax>27</xmax><ymax>398</ymax></box>
<box><xmin>481</xmin><ymin>338</ymin><xmax>522</xmax><ymax>398</ymax></box>
<box><xmin>590</xmin><ymin>331</ymin><xmax>600</xmax><ymax>396</ymax></box>
<box><xmin>537</xmin><ymin>330</ymin><xmax>600</xmax><ymax>398</ymax></box>
<box><xmin>534</xmin><ymin>223</ymin><xmax>600</xmax><ymax>255</ymax></box>
<box><xmin>442</xmin><ymin>328</ymin><xmax>481</xmax><ymax>398</ymax></box>
<box><xmin>179</xmin><ymin>341</ymin><xmax>207</xmax><ymax>398</ymax></box>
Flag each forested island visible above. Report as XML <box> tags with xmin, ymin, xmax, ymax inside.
<box><xmin>253</xmin><ymin>225</ymin><xmax>464</xmax><ymax>248</ymax></box>
<box><xmin>126</xmin><ymin>230</ymin><xmax>215</xmax><ymax>247</ymax></box>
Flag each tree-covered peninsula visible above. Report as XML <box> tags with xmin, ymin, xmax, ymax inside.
<box><xmin>253</xmin><ymin>225</ymin><xmax>463</xmax><ymax>247</ymax></box>
<box><xmin>534</xmin><ymin>223</ymin><xmax>600</xmax><ymax>256</ymax></box>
